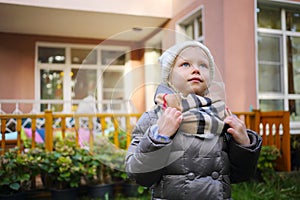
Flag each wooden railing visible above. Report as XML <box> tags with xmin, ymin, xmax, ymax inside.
<box><xmin>254</xmin><ymin>110</ymin><xmax>291</xmax><ymax>172</ymax></box>
<box><xmin>235</xmin><ymin>110</ymin><xmax>291</xmax><ymax>172</ymax></box>
<box><xmin>0</xmin><ymin>111</ymin><xmax>141</xmax><ymax>154</ymax></box>
<box><xmin>0</xmin><ymin>110</ymin><xmax>291</xmax><ymax>171</ymax></box>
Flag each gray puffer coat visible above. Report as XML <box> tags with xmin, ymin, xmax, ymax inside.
<box><xmin>126</xmin><ymin>92</ymin><xmax>262</xmax><ymax>200</ymax></box>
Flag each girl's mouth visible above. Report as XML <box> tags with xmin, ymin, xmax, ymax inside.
<box><xmin>188</xmin><ymin>77</ymin><xmax>203</xmax><ymax>82</ymax></box>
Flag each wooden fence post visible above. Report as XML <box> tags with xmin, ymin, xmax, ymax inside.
<box><xmin>282</xmin><ymin>111</ymin><xmax>291</xmax><ymax>171</ymax></box>
<box><xmin>88</xmin><ymin>116</ymin><xmax>94</xmax><ymax>152</ymax></box>
<box><xmin>45</xmin><ymin>110</ymin><xmax>53</xmax><ymax>152</ymax></box>
<box><xmin>126</xmin><ymin>115</ymin><xmax>131</xmax><ymax>149</ymax></box>
<box><xmin>112</xmin><ymin>116</ymin><xmax>119</xmax><ymax>148</ymax></box>
<box><xmin>16</xmin><ymin>118</ymin><xmax>22</xmax><ymax>154</ymax></box>
<box><xmin>1</xmin><ymin>119</ymin><xmax>6</xmax><ymax>155</ymax></box>
<box><xmin>253</xmin><ymin>109</ymin><xmax>261</xmax><ymax>134</ymax></box>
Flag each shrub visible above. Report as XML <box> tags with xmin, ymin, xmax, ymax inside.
<box><xmin>257</xmin><ymin>145</ymin><xmax>280</xmax><ymax>182</ymax></box>
<box><xmin>0</xmin><ymin>148</ymin><xmax>31</xmax><ymax>194</ymax></box>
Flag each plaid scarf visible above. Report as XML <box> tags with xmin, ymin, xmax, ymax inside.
<box><xmin>154</xmin><ymin>93</ymin><xmax>226</xmax><ymax>136</ymax></box>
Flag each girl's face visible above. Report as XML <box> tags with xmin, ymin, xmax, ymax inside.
<box><xmin>169</xmin><ymin>47</ymin><xmax>210</xmax><ymax>96</ymax></box>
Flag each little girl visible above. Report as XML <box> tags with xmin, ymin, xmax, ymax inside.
<box><xmin>126</xmin><ymin>40</ymin><xmax>262</xmax><ymax>200</ymax></box>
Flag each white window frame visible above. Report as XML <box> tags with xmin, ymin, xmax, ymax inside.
<box><xmin>175</xmin><ymin>5</ymin><xmax>205</xmax><ymax>43</ymax></box>
<box><xmin>35</xmin><ymin>42</ymin><xmax>130</xmax><ymax>113</ymax></box>
<box><xmin>256</xmin><ymin>0</ymin><xmax>300</xmax><ymax>133</ymax></box>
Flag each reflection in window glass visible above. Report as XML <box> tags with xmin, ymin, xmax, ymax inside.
<box><xmin>103</xmin><ymin>91</ymin><xmax>124</xmax><ymax>101</ymax></box>
<box><xmin>71</xmin><ymin>48</ymin><xmax>97</xmax><ymax>64</ymax></box>
<box><xmin>101</xmin><ymin>50</ymin><xmax>126</xmax><ymax>65</ymax></box>
<box><xmin>103</xmin><ymin>71</ymin><xmax>123</xmax><ymax>89</ymax></box>
<box><xmin>258</xmin><ymin>34</ymin><xmax>283</xmax><ymax>93</ymax></box>
<box><xmin>102</xmin><ymin>102</ymin><xmax>122</xmax><ymax>112</ymax></box>
<box><xmin>40</xmin><ymin>69</ymin><xmax>63</xmax><ymax>111</ymax></box>
<box><xmin>258</xmin><ymin>34</ymin><xmax>281</xmax><ymax>62</ymax></box>
<box><xmin>287</xmin><ymin>36</ymin><xmax>300</xmax><ymax>94</ymax></box>
<box><xmin>286</xmin><ymin>10</ymin><xmax>300</xmax><ymax>32</ymax></box>
<box><xmin>197</xmin><ymin>16</ymin><xmax>203</xmax><ymax>38</ymax></box>
<box><xmin>185</xmin><ymin>23</ymin><xmax>194</xmax><ymax>40</ymax></box>
<box><xmin>40</xmin><ymin>70</ymin><xmax>63</xmax><ymax>99</ymax></box>
<box><xmin>72</xmin><ymin>69</ymin><xmax>97</xmax><ymax>99</ymax></box>
<box><xmin>38</xmin><ymin>47</ymin><xmax>65</xmax><ymax>64</ymax></box>
<box><xmin>103</xmin><ymin>71</ymin><xmax>124</xmax><ymax>101</ymax></box>
<box><xmin>259</xmin><ymin>99</ymin><xmax>284</xmax><ymax>111</ymax></box>
<box><xmin>289</xmin><ymin>99</ymin><xmax>300</xmax><ymax>122</ymax></box>
<box><xmin>259</xmin><ymin>64</ymin><xmax>282</xmax><ymax>93</ymax></box>
<box><xmin>257</xmin><ymin>4</ymin><xmax>281</xmax><ymax>29</ymax></box>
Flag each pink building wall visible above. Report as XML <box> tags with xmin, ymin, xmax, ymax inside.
<box><xmin>222</xmin><ymin>0</ymin><xmax>257</xmax><ymax>112</ymax></box>
<box><xmin>0</xmin><ymin>33</ymin><xmax>35</xmax><ymax>99</ymax></box>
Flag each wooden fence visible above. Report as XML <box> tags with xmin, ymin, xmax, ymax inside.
<box><xmin>235</xmin><ymin>110</ymin><xmax>291</xmax><ymax>171</ymax></box>
<box><xmin>0</xmin><ymin>110</ymin><xmax>291</xmax><ymax>171</ymax></box>
<box><xmin>0</xmin><ymin>111</ymin><xmax>141</xmax><ymax>153</ymax></box>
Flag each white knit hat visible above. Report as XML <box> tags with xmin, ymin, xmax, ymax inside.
<box><xmin>159</xmin><ymin>41</ymin><xmax>215</xmax><ymax>83</ymax></box>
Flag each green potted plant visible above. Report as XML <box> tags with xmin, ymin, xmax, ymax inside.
<box><xmin>0</xmin><ymin>148</ymin><xmax>31</xmax><ymax>199</ymax></box>
<box><xmin>39</xmin><ymin>137</ymin><xmax>86</xmax><ymax>199</ymax></box>
<box><xmin>257</xmin><ymin>145</ymin><xmax>280</xmax><ymax>182</ymax></box>
<box><xmin>82</xmin><ymin>135</ymin><xmax>125</xmax><ymax>199</ymax></box>
<box><xmin>118</xmin><ymin>173</ymin><xmax>148</xmax><ymax>198</ymax></box>
<box><xmin>107</xmin><ymin>130</ymin><xmax>148</xmax><ymax>198</ymax></box>
<box><xmin>21</xmin><ymin>145</ymin><xmax>52</xmax><ymax>199</ymax></box>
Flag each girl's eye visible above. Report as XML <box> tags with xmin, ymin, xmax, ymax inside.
<box><xmin>199</xmin><ymin>64</ymin><xmax>208</xmax><ymax>69</ymax></box>
<box><xmin>181</xmin><ymin>62</ymin><xmax>190</xmax><ymax>67</ymax></box>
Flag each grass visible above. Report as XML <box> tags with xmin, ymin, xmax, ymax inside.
<box><xmin>80</xmin><ymin>193</ymin><xmax>151</xmax><ymax>200</ymax></box>
<box><xmin>116</xmin><ymin>171</ymin><xmax>300</xmax><ymax>200</ymax></box>
<box><xmin>81</xmin><ymin>171</ymin><xmax>300</xmax><ymax>200</ymax></box>
<box><xmin>232</xmin><ymin>171</ymin><xmax>300</xmax><ymax>200</ymax></box>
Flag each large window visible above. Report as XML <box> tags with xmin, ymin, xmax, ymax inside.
<box><xmin>257</xmin><ymin>1</ymin><xmax>300</xmax><ymax>124</ymax></box>
<box><xmin>36</xmin><ymin>43</ymin><xmax>129</xmax><ymax>112</ymax></box>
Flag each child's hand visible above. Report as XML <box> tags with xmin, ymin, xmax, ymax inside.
<box><xmin>224</xmin><ymin>115</ymin><xmax>250</xmax><ymax>146</ymax></box>
<box><xmin>157</xmin><ymin>107</ymin><xmax>182</xmax><ymax>137</ymax></box>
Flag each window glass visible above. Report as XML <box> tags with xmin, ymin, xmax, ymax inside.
<box><xmin>257</xmin><ymin>4</ymin><xmax>281</xmax><ymax>29</ymax></box>
<box><xmin>72</xmin><ymin>69</ymin><xmax>97</xmax><ymax>99</ymax></box>
<box><xmin>185</xmin><ymin>23</ymin><xmax>194</xmax><ymax>40</ymax></box>
<box><xmin>286</xmin><ymin>10</ymin><xmax>300</xmax><ymax>32</ymax></box>
<box><xmin>259</xmin><ymin>99</ymin><xmax>284</xmax><ymax>111</ymax></box>
<box><xmin>102</xmin><ymin>101</ymin><xmax>122</xmax><ymax>112</ymax></box>
<box><xmin>197</xmin><ymin>16</ymin><xmax>203</xmax><ymax>38</ymax></box>
<box><xmin>289</xmin><ymin>99</ymin><xmax>300</xmax><ymax>122</ymax></box>
<box><xmin>259</xmin><ymin>64</ymin><xmax>282</xmax><ymax>93</ymax></box>
<box><xmin>71</xmin><ymin>48</ymin><xmax>97</xmax><ymax>64</ymax></box>
<box><xmin>103</xmin><ymin>91</ymin><xmax>124</xmax><ymax>101</ymax></box>
<box><xmin>258</xmin><ymin>34</ymin><xmax>283</xmax><ymax>93</ymax></box>
<box><xmin>40</xmin><ymin>70</ymin><xmax>63</xmax><ymax>99</ymax></box>
<box><xmin>103</xmin><ymin>71</ymin><xmax>124</xmax><ymax>101</ymax></box>
<box><xmin>40</xmin><ymin>69</ymin><xmax>63</xmax><ymax>111</ymax></box>
<box><xmin>38</xmin><ymin>47</ymin><xmax>65</xmax><ymax>64</ymax></box>
<box><xmin>287</xmin><ymin>36</ymin><xmax>300</xmax><ymax>94</ymax></box>
<box><xmin>101</xmin><ymin>50</ymin><xmax>126</xmax><ymax>65</ymax></box>
<box><xmin>258</xmin><ymin>34</ymin><xmax>281</xmax><ymax>62</ymax></box>
<box><xmin>103</xmin><ymin>71</ymin><xmax>123</xmax><ymax>89</ymax></box>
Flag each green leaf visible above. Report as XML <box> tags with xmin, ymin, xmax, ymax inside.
<box><xmin>9</xmin><ymin>182</ymin><xmax>20</xmax><ymax>191</ymax></box>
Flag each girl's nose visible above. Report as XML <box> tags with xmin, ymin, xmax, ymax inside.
<box><xmin>191</xmin><ymin>65</ymin><xmax>200</xmax><ymax>74</ymax></box>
